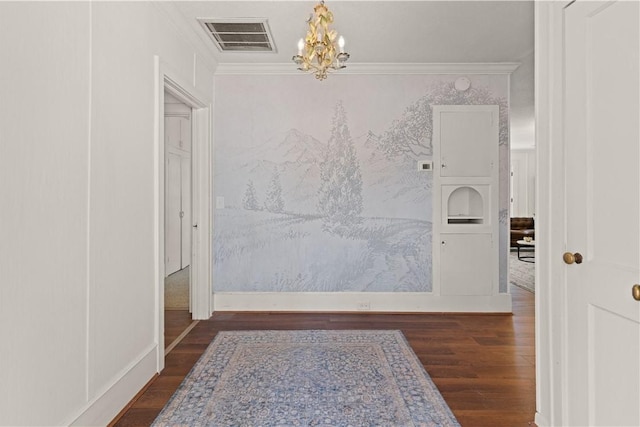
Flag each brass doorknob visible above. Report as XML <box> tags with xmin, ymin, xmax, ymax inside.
<box><xmin>633</xmin><ymin>284</ymin><xmax>640</xmax><ymax>301</ymax></box>
<box><xmin>563</xmin><ymin>252</ymin><xmax>583</xmax><ymax>264</ymax></box>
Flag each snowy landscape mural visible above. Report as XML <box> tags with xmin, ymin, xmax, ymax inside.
<box><xmin>214</xmin><ymin>74</ymin><xmax>509</xmax><ymax>293</ymax></box>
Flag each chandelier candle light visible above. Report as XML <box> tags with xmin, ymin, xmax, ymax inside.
<box><xmin>292</xmin><ymin>0</ymin><xmax>350</xmax><ymax>80</ymax></box>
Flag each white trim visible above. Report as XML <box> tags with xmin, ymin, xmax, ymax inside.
<box><xmin>535</xmin><ymin>1</ymin><xmax>572</xmax><ymax>426</ymax></box>
<box><xmin>164</xmin><ymin>70</ymin><xmax>210</xmax><ymax>110</ymax></box>
<box><xmin>84</xmin><ymin>0</ymin><xmax>93</xmax><ymax>404</ymax></box>
<box><xmin>191</xmin><ymin>106</ymin><xmax>213</xmax><ymax>321</ymax></box>
<box><xmin>68</xmin><ymin>345</ymin><xmax>157</xmax><ymax>426</ymax></box>
<box><xmin>213</xmin><ymin>292</ymin><xmax>512</xmax><ymax>313</ymax></box>
<box><xmin>151</xmin><ymin>2</ymin><xmax>219</xmax><ymax>73</ymax></box>
<box><xmin>165</xmin><ymin>321</ymin><xmax>199</xmax><ymax>356</ymax></box>
<box><xmin>215</xmin><ymin>62</ymin><xmax>521</xmax><ymax>76</ymax></box>
<box><xmin>153</xmin><ymin>56</ymin><xmax>165</xmax><ymax>373</ymax></box>
<box><xmin>154</xmin><ymin>56</ymin><xmax>214</xmax><ymax>375</ymax></box>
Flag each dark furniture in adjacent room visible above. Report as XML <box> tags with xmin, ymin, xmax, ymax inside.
<box><xmin>510</xmin><ymin>217</ymin><xmax>535</xmax><ymax>248</ymax></box>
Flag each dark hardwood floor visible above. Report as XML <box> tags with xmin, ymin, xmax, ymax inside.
<box><xmin>164</xmin><ymin>309</ymin><xmax>193</xmax><ymax>350</ymax></box>
<box><xmin>113</xmin><ymin>285</ymin><xmax>535</xmax><ymax>427</ymax></box>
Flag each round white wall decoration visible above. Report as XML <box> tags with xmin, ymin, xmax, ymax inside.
<box><xmin>454</xmin><ymin>77</ymin><xmax>471</xmax><ymax>91</ymax></box>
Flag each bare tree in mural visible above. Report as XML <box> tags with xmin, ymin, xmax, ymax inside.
<box><xmin>369</xmin><ymin>96</ymin><xmax>432</xmax><ymax>159</ymax></box>
<box><xmin>369</xmin><ymin>82</ymin><xmax>509</xmax><ymax>160</ymax></box>
<box><xmin>318</xmin><ymin>101</ymin><xmax>363</xmax><ymax>231</ymax></box>
<box><xmin>242</xmin><ymin>180</ymin><xmax>260</xmax><ymax>211</ymax></box>
<box><xmin>264</xmin><ymin>167</ymin><xmax>285</xmax><ymax>213</ymax></box>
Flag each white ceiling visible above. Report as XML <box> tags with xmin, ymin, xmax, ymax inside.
<box><xmin>169</xmin><ymin>0</ymin><xmax>535</xmax><ymax>148</ymax></box>
<box><xmin>171</xmin><ymin>1</ymin><xmax>534</xmax><ymax>65</ymax></box>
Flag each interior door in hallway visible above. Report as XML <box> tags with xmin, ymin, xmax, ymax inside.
<box><xmin>180</xmin><ymin>155</ymin><xmax>191</xmax><ymax>269</ymax></box>
<box><xmin>563</xmin><ymin>1</ymin><xmax>639</xmax><ymax>425</ymax></box>
<box><xmin>165</xmin><ymin>152</ymin><xmax>182</xmax><ymax>275</ymax></box>
<box><xmin>165</xmin><ymin>109</ymin><xmax>192</xmax><ymax>277</ymax></box>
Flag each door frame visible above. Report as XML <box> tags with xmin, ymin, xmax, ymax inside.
<box><xmin>154</xmin><ymin>56</ymin><xmax>212</xmax><ymax>371</ymax></box>
<box><xmin>535</xmin><ymin>1</ymin><xmax>574</xmax><ymax>425</ymax></box>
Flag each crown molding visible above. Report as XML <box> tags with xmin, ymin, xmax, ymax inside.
<box><xmin>151</xmin><ymin>2</ymin><xmax>219</xmax><ymax>73</ymax></box>
<box><xmin>214</xmin><ymin>62</ymin><xmax>521</xmax><ymax>76</ymax></box>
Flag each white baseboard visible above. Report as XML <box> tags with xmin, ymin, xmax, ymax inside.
<box><xmin>69</xmin><ymin>345</ymin><xmax>159</xmax><ymax>426</ymax></box>
<box><xmin>213</xmin><ymin>292</ymin><xmax>512</xmax><ymax>313</ymax></box>
<box><xmin>534</xmin><ymin>412</ymin><xmax>550</xmax><ymax>427</ymax></box>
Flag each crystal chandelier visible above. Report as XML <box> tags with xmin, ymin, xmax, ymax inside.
<box><xmin>292</xmin><ymin>0</ymin><xmax>350</xmax><ymax>81</ymax></box>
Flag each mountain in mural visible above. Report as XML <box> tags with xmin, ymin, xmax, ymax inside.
<box><xmin>262</xmin><ymin>128</ymin><xmax>326</xmax><ymax>164</ymax></box>
<box><xmin>230</xmin><ymin>129</ymin><xmax>325</xmax><ymax>213</ymax></box>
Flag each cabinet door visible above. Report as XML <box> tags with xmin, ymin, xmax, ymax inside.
<box><xmin>438</xmin><ymin>109</ymin><xmax>497</xmax><ymax>177</ymax></box>
<box><xmin>440</xmin><ymin>233</ymin><xmax>493</xmax><ymax>296</ymax></box>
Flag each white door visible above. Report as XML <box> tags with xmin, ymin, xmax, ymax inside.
<box><xmin>180</xmin><ymin>155</ymin><xmax>191</xmax><ymax>269</ymax></box>
<box><xmin>563</xmin><ymin>1</ymin><xmax>639</xmax><ymax>425</ymax></box>
<box><xmin>165</xmin><ymin>152</ymin><xmax>182</xmax><ymax>275</ymax></box>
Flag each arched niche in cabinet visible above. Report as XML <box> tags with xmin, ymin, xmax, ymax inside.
<box><xmin>443</xmin><ymin>185</ymin><xmax>487</xmax><ymax>225</ymax></box>
<box><xmin>432</xmin><ymin>105</ymin><xmax>502</xmax><ymax>306</ymax></box>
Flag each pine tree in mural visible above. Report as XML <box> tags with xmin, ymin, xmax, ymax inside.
<box><xmin>242</xmin><ymin>180</ymin><xmax>259</xmax><ymax>210</ymax></box>
<box><xmin>264</xmin><ymin>167</ymin><xmax>285</xmax><ymax>213</ymax></box>
<box><xmin>317</xmin><ymin>101</ymin><xmax>363</xmax><ymax>230</ymax></box>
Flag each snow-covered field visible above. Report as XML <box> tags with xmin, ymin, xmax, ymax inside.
<box><xmin>214</xmin><ymin>208</ymin><xmax>432</xmax><ymax>293</ymax></box>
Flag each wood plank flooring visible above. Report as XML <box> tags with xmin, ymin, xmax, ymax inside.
<box><xmin>164</xmin><ymin>309</ymin><xmax>193</xmax><ymax>349</ymax></box>
<box><xmin>113</xmin><ymin>285</ymin><xmax>535</xmax><ymax>427</ymax></box>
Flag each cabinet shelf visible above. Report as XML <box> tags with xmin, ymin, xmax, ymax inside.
<box><xmin>445</xmin><ymin>186</ymin><xmax>486</xmax><ymax>224</ymax></box>
<box><xmin>433</xmin><ymin>105</ymin><xmax>500</xmax><ymax>305</ymax></box>
<box><xmin>448</xmin><ymin>215</ymin><xmax>484</xmax><ymax>224</ymax></box>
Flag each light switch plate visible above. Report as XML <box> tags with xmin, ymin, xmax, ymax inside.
<box><xmin>216</xmin><ymin>196</ymin><xmax>225</xmax><ymax>209</ymax></box>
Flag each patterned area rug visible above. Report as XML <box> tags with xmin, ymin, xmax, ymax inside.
<box><xmin>509</xmin><ymin>250</ymin><xmax>535</xmax><ymax>293</ymax></box>
<box><xmin>153</xmin><ymin>330</ymin><xmax>460</xmax><ymax>427</ymax></box>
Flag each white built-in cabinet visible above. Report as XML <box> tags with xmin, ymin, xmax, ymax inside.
<box><xmin>165</xmin><ymin>111</ymin><xmax>191</xmax><ymax>276</ymax></box>
<box><xmin>432</xmin><ymin>105</ymin><xmax>499</xmax><ymax>298</ymax></box>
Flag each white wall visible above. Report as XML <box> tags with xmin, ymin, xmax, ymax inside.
<box><xmin>510</xmin><ymin>148</ymin><xmax>536</xmax><ymax>217</ymax></box>
<box><xmin>0</xmin><ymin>2</ymin><xmax>215</xmax><ymax>425</ymax></box>
<box><xmin>212</xmin><ymin>73</ymin><xmax>512</xmax><ymax>311</ymax></box>
<box><xmin>510</xmin><ymin>49</ymin><xmax>535</xmax><ymax>149</ymax></box>
<box><xmin>509</xmin><ymin>50</ymin><xmax>535</xmax><ymax>219</ymax></box>
<box><xmin>0</xmin><ymin>3</ymin><xmax>91</xmax><ymax>424</ymax></box>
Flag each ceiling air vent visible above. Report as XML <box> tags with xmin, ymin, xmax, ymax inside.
<box><xmin>199</xmin><ymin>19</ymin><xmax>276</xmax><ymax>52</ymax></box>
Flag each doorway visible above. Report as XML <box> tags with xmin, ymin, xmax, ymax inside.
<box><xmin>155</xmin><ymin>59</ymin><xmax>213</xmax><ymax>372</ymax></box>
<box><xmin>509</xmin><ymin>148</ymin><xmax>536</xmax><ymax>293</ymax></box>
<box><xmin>164</xmin><ymin>90</ymin><xmax>195</xmax><ymax>351</ymax></box>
